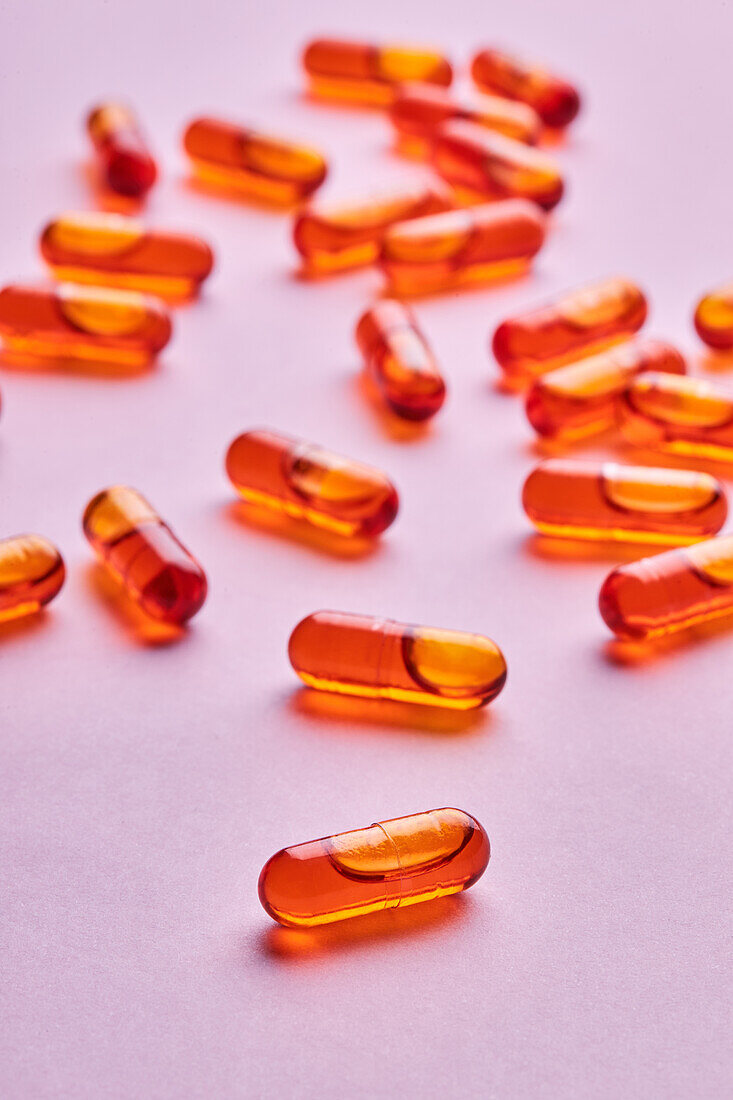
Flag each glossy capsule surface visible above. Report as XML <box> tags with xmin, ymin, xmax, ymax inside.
<box><xmin>83</xmin><ymin>487</ymin><xmax>207</xmax><ymax>624</ymax></box>
<box><xmin>289</xmin><ymin>611</ymin><xmax>507</xmax><ymax>709</ymax></box>
<box><xmin>86</xmin><ymin>103</ymin><xmax>157</xmax><ymax>198</ymax></box>
<box><xmin>226</xmin><ymin>430</ymin><xmax>398</xmax><ymax>538</ymax></box>
<box><xmin>619</xmin><ymin>372</ymin><xmax>733</xmax><ymax>461</ymax></box>
<box><xmin>493</xmin><ymin>278</ymin><xmax>648</xmax><ymax>381</ymax></box>
<box><xmin>0</xmin><ymin>536</ymin><xmax>65</xmax><ymax>623</ymax></box>
<box><xmin>694</xmin><ymin>283</ymin><xmax>733</xmax><ymax>350</ymax></box>
<box><xmin>183</xmin><ymin>117</ymin><xmax>327</xmax><ymax>204</ymax></box>
<box><xmin>389</xmin><ymin>82</ymin><xmax>540</xmax><ymax>151</ymax></box>
<box><xmin>523</xmin><ymin>460</ymin><xmax>727</xmax><ymax>546</ymax></box>
<box><xmin>599</xmin><ymin>536</ymin><xmax>733</xmax><ymax>639</ymax></box>
<box><xmin>470</xmin><ymin>48</ymin><xmax>581</xmax><ymax>129</ymax></box>
<box><xmin>432</xmin><ymin>121</ymin><xmax>564</xmax><ymax>210</ymax></box>
<box><xmin>0</xmin><ymin>283</ymin><xmax>171</xmax><ymax>368</ymax></box>
<box><xmin>302</xmin><ymin>38</ymin><xmax>452</xmax><ymax>106</ymax></box>
<box><xmin>526</xmin><ymin>339</ymin><xmax>687</xmax><ymax>441</ymax></box>
<box><xmin>40</xmin><ymin>213</ymin><xmax>214</xmax><ymax>300</ymax></box>
<box><xmin>356</xmin><ymin>300</ymin><xmax>445</xmax><ymax>421</ymax></box>
<box><xmin>259</xmin><ymin>807</ymin><xmax>490</xmax><ymax>928</ymax></box>
<box><xmin>380</xmin><ymin>199</ymin><xmax>546</xmax><ymax>295</ymax></box>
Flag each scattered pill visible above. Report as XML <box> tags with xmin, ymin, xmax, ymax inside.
<box><xmin>0</xmin><ymin>535</ymin><xmax>65</xmax><ymax>623</ymax></box>
<box><xmin>302</xmin><ymin>38</ymin><xmax>452</xmax><ymax>106</ymax></box>
<box><xmin>619</xmin><ymin>372</ymin><xmax>733</xmax><ymax>461</ymax></box>
<box><xmin>389</xmin><ymin>82</ymin><xmax>541</xmax><ymax>153</ymax></box>
<box><xmin>356</xmin><ymin>300</ymin><xmax>445</xmax><ymax>421</ymax></box>
<box><xmin>86</xmin><ymin>103</ymin><xmax>157</xmax><ymax>198</ymax></box>
<box><xmin>694</xmin><ymin>283</ymin><xmax>733</xmax><ymax>350</ymax></box>
<box><xmin>471</xmin><ymin>47</ymin><xmax>581</xmax><ymax>128</ymax></box>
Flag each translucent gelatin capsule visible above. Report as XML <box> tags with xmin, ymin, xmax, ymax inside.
<box><xmin>525</xmin><ymin>339</ymin><xmax>687</xmax><ymax>442</ymax></box>
<box><xmin>493</xmin><ymin>278</ymin><xmax>647</xmax><ymax>381</ymax></box>
<box><xmin>302</xmin><ymin>38</ymin><xmax>452</xmax><ymax>106</ymax></box>
<box><xmin>0</xmin><ymin>535</ymin><xmax>65</xmax><ymax>623</ymax></box>
<box><xmin>0</xmin><ymin>283</ymin><xmax>171</xmax><ymax>368</ymax></box>
<box><xmin>389</xmin><ymin>82</ymin><xmax>541</xmax><ymax>152</ymax></box>
<box><xmin>470</xmin><ymin>48</ymin><xmax>581</xmax><ymax>129</ymax></box>
<box><xmin>226</xmin><ymin>430</ymin><xmax>398</xmax><ymax>538</ymax></box>
<box><xmin>183</xmin><ymin>117</ymin><xmax>327</xmax><ymax>204</ymax></box>
<box><xmin>86</xmin><ymin>103</ymin><xmax>157</xmax><ymax>198</ymax></box>
<box><xmin>599</xmin><ymin>536</ymin><xmax>733</xmax><ymax>639</ymax></box>
<box><xmin>380</xmin><ymin>199</ymin><xmax>546</xmax><ymax>295</ymax></box>
<box><xmin>523</xmin><ymin>459</ymin><xmax>726</xmax><ymax>546</ymax></box>
<box><xmin>694</xmin><ymin>283</ymin><xmax>733</xmax><ymax>350</ymax></box>
<box><xmin>83</xmin><ymin>487</ymin><xmax>207</xmax><ymax>624</ymax></box>
<box><xmin>289</xmin><ymin>611</ymin><xmax>507</xmax><ymax>709</ymax></box>
<box><xmin>355</xmin><ymin>300</ymin><xmax>445</xmax><ymax>421</ymax></box>
<box><xmin>432</xmin><ymin>121</ymin><xmax>564</xmax><ymax>210</ymax></box>
<box><xmin>259</xmin><ymin>807</ymin><xmax>490</xmax><ymax>928</ymax></box>
<box><xmin>619</xmin><ymin>372</ymin><xmax>733</xmax><ymax>461</ymax></box>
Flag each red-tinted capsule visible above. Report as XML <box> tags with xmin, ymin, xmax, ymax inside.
<box><xmin>389</xmin><ymin>82</ymin><xmax>541</xmax><ymax>153</ymax></box>
<box><xmin>0</xmin><ymin>535</ymin><xmax>65</xmax><ymax>623</ymax></box>
<box><xmin>693</xmin><ymin>283</ymin><xmax>733</xmax><ymax>350</ymax></box>
<box><xmin>302</xmin><ymin>38</ymin><xmax>453</xmax><ymax>106</ymax></box>
<box><xmin>470</xmin><ymin>48</ymin><xmax>581</xmax><ymax>129</ymax></box>
<box><xmin>619</xmin><ymin>372</ymin><xmax>733</xmax><ymax>461</ymax></box>
<box><xmin>86</xmin><ymin>103</ymin><xmax>157</xmax><ymax>198</ymax></box>
<box><xmin>355</xmin><ymin>300</ymin><xmax>445</xmax><ymax>421</ymax></box>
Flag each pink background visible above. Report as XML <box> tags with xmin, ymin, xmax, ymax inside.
<box><xmin>1</xmin><ymin>1</ymin><xmax>731</xmax><ymax>1096</ymax></box>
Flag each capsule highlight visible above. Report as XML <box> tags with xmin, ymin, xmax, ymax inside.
<box><xmin>389</xmin><ymin>82</ymin><xmax>541</xmax><ymax>152</ymax></box>
<box><xmin>302</xmin><ymin>38</ymin><xmax>452</xmax><ymax>106</ymax></box>
<box><xmin>86</xmin><ymin>103</ymin><xmax>157</xmax><ymax>198</ymax></box>
<box><xmin>694</xmin><ymin>283</ymin><xmax>733</xmax><ymax>350</ymax></box>
<box><xmin>356</xmin><ymin>300</ymin><xmax>445</xmax><ymax>421</ymax></box>
<box><xmin>470</xmin><ymin>48</ymin><xmax>581</xmax><ymax>129</ymax></box>
<box><xmin>0</xmin><ymin>535</ymin><xmax>65</xmax><ymax>623</ymax></box>
<box><xmin>619</xmin><ymin>372</ymin><xmax>733</xmax><ymax>462</ymax></box>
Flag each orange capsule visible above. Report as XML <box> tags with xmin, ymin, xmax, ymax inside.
<box><xmin>355</xmin><ymin>300</ymin><xmax>445</xmax><ymax>421</ymax></box>
<box><xmin>86</xmin><ymin>103</ymin><xmax>157</xmax><ymax>198</ymax></box>
<box><xmin>525</xmin><ymin>339</ymin><xmax>687</xmax><ymax>442</ymax></box>
<box><xmin>289</xmin><ymin>611</ymin><xmax>507</xmax><ymax>709</ymax></box>
<box><xmin>523</xmin><ymin>460</ymin><xmax>727</xmax><ymax>546</ymax></box>
<box><xmin>259</xmin><ymin>806</ymin><xmax>490</xmax><ymax>928</ymax></box>
<box><xmin>693</xmin><ymin>283</ymin><xmax>733</xmax><ymax>350</ymax></box>
<box><xmin>432</xmin><ymin>121</ymin><xmax>564</xmax><ymax>210</ymax></box>
<box><xmin>39</xmin><ymin>213</ymin><xmax>214</xmax><ymax>301</ymax></box>
<box><xmin>0</xmin><ymin>283</ymin><xmax>171</xmax><ymax>368</ymax></box>
<box><xmin>380</xmin><ymin>199</ymin><xmax>546</xmax><ymax>296</ymax></box>
<box><xmin>619</xmin><ymin>372</ymin><xmax>733</xmax><ymax>461</ymax></box>
<box><xmin>183</xmin><ymin>117</ymin><xmax>327</xmax><ymax>205</ymax></box>
<box><xmin>493</xmin><ymin>278</ymin><xmax>648</xmax><ymax>382</ymax></box>
<box><xmin>83</xmin><ymin>487</ymin><xmax>207</xmax><ymax>625</ymax></box>
<box><xmin>0</xmin><ymin>535</ymin><xmax>65</xmax><ymax>623</ymax></box>
<box><xmin>226</xmin><ymin>430</ymin><xmax>398</xmax><ymax>538</ymax></box>
<box><xmin>389</xmin><ymin>82</ymin><xmax>541</xmax><ymax>152</ymax></box>
<box><xmin>302</xmin><ymin>38</ymin><xmax>452</xmax><ymax>106</ymax></box>
<box><xmin>470</xmin><ymin>48</ymin><xmax>581</xmax><ymax>129</ymax></box>
<box><xmin>599</xmin><ymin>536</ymin><xmax>733</xmax><ymax>640</ymax></box>
<box><xmin>293</xmin><ymin>183</ymin><xmax>451</xmax><ymax>274</ymax></box>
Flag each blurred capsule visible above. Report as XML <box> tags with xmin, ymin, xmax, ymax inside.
<box><xmin>302</xmin><ymin>38</ymin><xmax>452</xmax><ymax>105</ymax></box>
<box><xmin>356</xmin><ymin>300</ymin><xmax>445</xmax><ymax>421</ymax></box>
<box><xmin>471</xmin><ymin>48</ymin><xmax>581</xmax><ymax>128</ymax></box>
<box><xmin>619</xmin><ymin>372</ymin><xmax>733</xmax><ymax>461</ymax></box>
<box><xmin>694</xmin><ymin>283</ymin><xmax>733</xmax><ymax>350</ymax></box>
<box><xmin>0</xmin><ymin>535</ymin><xmax>65</xmax><ymax>623</ymax></box>
<box><xmin>86</xmin><ymin>102</ymin><xmax>157</xmax><ymax>198</ymax></box>
<box><xmin>389</xmin><ymin>82</ymin><xmax>540</xmax><ymax>154</ymax></box>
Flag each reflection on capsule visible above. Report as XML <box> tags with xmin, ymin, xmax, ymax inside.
<box><xmin>40</xmin><ymin>213</ymin><xmax>214</xmax><ymax>300</ymax></box>
<box><xmin>470</xmin><ymin>48</ymin><xmax>581</xmax><ymax>129</ymax></box>
<box><xmin>356</xmin><ymin>300</ymin><xmax>445</xmax><ymax>421</ymax></box>
<box><xmin>302</xmin><ymin>38</ymin><xmax>452</xmax><ymax>106</ymax></box>
<box><xmin>259</xmin><ymin>806</ymin><xmax>490</xmax><ymax>927</ymax></box>
<box><xmin>525</xmin><ymin>339</ymin><xmax>687</xmax><ymax>441</ymax></box>
<box><xmin>694</xmin><ymin>283</ymin><xmax>733</xmax><ymax>350</ymax></box>
<box><xmin>599</xmin><ymin>535</ymin><xmax>733</xmax><ymax>639</ymax></box>
<box><xmin>0</xmin><ymin>535</ymin><xmax>65</xmax><ymax>623</ymax></box>
<box><xmin>183</xmin><ymin>117</ymin><xmax>327</xmax><ymax>205</ymax></box>
<box><xmin>83</xmin><ymin>487</ymin><xmax>207</xmax><ymax>624</ymax></box>
<box><xmin>380</xmin><ymin>199</ymin><xmax>546</xmax><ymax>295</ymax></box>
<box><xmin>493</xmin><ymin>278</ymin><xmax>647</xmax><ymax>381</ymax></box>
<box><xmin>226</xmin><ymin>430</ymin><xmax>398</xmax><ymax>538</ymax></box>
<box><xmin>389</xmin><ymin>82</ymin><xmax>540</xmax><ymax>153</ymax></box>
<box><xmin>86</xmin><ymin>103</ymin><xmax>157</xmax><ymax>198</ymax></box>
<box><xmin>619</xmin><ymin>372</ymin><xmax>733</xmax><ymax>461</ymax></box>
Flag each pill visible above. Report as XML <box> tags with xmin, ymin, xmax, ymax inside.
<box><xmin>86</xmin><ymin>103</ymin><xmax>157</xmax><ymax>198</ymax></box>
<box><xmin>693</xmin><ymin>283</ymin><xmax>733</xmax><ymax>350</ymax></box>
<box><xmin>302</xmin><ymin>38</ymin><xmax>452</xmax><ymax>106</ymax></box>
<box><xmin>389</xmin><ymin>82</ymin><xmax>541</xmax><ymax>153</ymax></box>
<box><xmin>619</xmin><ymin>372</ymin><xmax>733</xmax><ymax>461</ymax></box>
<box><xmin>470</xmin><ymin>48</ymin><xmax>581</xmax><ymax>128</ymax></box>
<box><xmin>356</xmin><ymin>300</ymin><xmax>445</xmax><ymax>421</ymax></box>
<box><xmin>0</xmin><ymin>535</ymin><xmax>65</xmax><ymax>623</ymax></box>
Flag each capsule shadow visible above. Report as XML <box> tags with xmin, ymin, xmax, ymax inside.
<box><xmin>290</xmin><ymin>685</ymin><xmax>489</xmax><ymax>736</ymax></box>
<box><xmin>0</xmin><ymin>609</ymin><xmax>52</xmax><ymax>644</ymax></box>
<box><xmin>0</xmin><ymin>348</ymin><xmax>157</xmax><ymax>380</ymax></box>
<box><xmin>354</xmin><ymin>373</ymin><xmax>433</xmax><ymax>442</ymax></box>
<box><xmin>182</xmin><ymin>175</ymin><xmax>303</xmax><ymax>215</ymax></box>
<box><xmin>223</xmin><ymin>500</ymin><xmax>381</xmax><ymax>562</ymax></box>
<box><xmin>85</xmin><ymin>561</ymin><xmax>186</xmax><ymax>647</ymax></box>
<box><xmin>603</xmin><ymin>611</ymin><xmax>733</xmax><ymax>666</ymax></box>
<box><xmin>379</xmin><ymin>259</ymin><xmax>534</xmax><ymax>302</ymax></box>
<box><xmin>80</xmin><ymin>162</ymin><xmax>147</xmax><ymax>215</ymax></box>
<box><xmin>698</xmin><ymin>348</ymin><xmax>733</xmax><ymax>373</ymax></box>
<box><xmin>523</xmin><ymin>532</ymin><xmax>675</xmax><ymax>566</ymax></box>
<box><xmin>619</xmin><ymin>444</ymin><xmax>733</xmax><ymax>483</ymax></box>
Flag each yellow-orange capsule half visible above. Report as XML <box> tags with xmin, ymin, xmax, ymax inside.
<box><xmin>0</xmin><ymin>535</ymin><xmax>65</xmax><ymax>623</ymax></box>
<box><xmin>523</xmin><ymin>460</ymin><xmax>727</xmax><ymax>546</ymax></box>
<box><xmin>389</xmin><ymin>82</ymin><xmax>541</xmax><ymax>154</ymax></box>
<box><xmin>619</xmin><ymin>372</ymin><xmax>733</xmax><ymax>461</ymax></box>
<box><xmin>693</xmin><ymin>283</ymin><xmax>733</xmax><ymax>350</ymax></box>
<box><xmin>380</xmin><ymin>199</ymin><xmax>546</xmax><ymax>296</ymax></box>
<box><xmin>470</xmin><ymin>48</ymin><xmax>581</xmax><ymax>129</ymax></box>
<box><xmin>259</xmin><ymin>807</ymin><xmax>490</xmax><ymax>928</ymax></box>
<box><xmin>355</xmin><ymin>300</ymin><xmax>445</xmax><ymax>421</ymax></box>
<box><xmin>226</xmin><ymin>430</ymin><xmax>398</xmax><ymax>538</ymax></box>
<box><xmin>302</xmin><ymin>38</ymin><xmax>452</xmax><ymax>106</ymax></box>
<box><xmin>183</xmin><ymin>117</ymin><xmax>327</xmax><ymax>205</ymax></box>
<box><xmin>86</xmin><ymin>103</ymin><xmax>157</xmax><ymax>199</ymax></box>
<box><xmin>289</xmin><ymin>611</ymin><xmax>507</xmax><ymax>710</ymax></box>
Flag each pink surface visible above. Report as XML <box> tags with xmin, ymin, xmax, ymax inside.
<box><xmin>1</xmin><ymin>2</ymin><xmax>732</xmax><ymax>1096</ymax></box>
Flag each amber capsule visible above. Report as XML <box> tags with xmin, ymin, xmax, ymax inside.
<box><xmin>389</xmin><ymin>82</ymin><xmax>541</xmax><ymax>152</ymax></box>
<box><xmin>470</xmin><ymin>48</ymin><xmax>581</xmax><ymax>129</ymax></box>
<box><xmin>432</xmin><ymin>121</ymin><xmax>564</xmax><ymax>210</ymax></box>
<box><xmin>693</xmin><ymin>283</ymin><xmax>733</xmax><ymax>350</ymax></box>
<box><xmin>380</xmin><ymin>199</ymin><xmax>546</xmax><ymax>296</ymax></box>
<box><xmin>0</xmin><ymin>535</ymin><xmax>65</xmax><ymax>623</ymax></box>
<box><xmin>355</xmin><ymin>300</ymin><xmax>445</xmax><ymax>421</ymax></box>
<box><xmin>526</xmin><ymin>339</ymin><xmax>687</xmax><ymax>442</ymax></box>
<box><xmin>0</xmin><ymin>283</ymin><xmax>171</xmax><ymax>368</ymax></box>
<box><xmin>86</xmin><ymin>103</ymin><xmax>157</xmax><ymax>198</ymax></box>
<box><xmin>289</xmin><ymin>611</ymin><xmax>507</xmax><ymax>709</ymax></box>
<box><xmin>83</xmin><ymin>487</ymin><xmax>207</xmax><ymax>624</ymax></box>
<box><xmin>226</xmin><ymin>430</ymin><xmax>398</xmax><ymax>538</ymax></box>
<box><xmin>259</xmin><ymin>806</ymin><xmax>490</xmax><ymax>928</ymax></box>
<box><xmin>183</xmin><ymin>117</ymin><xmax>327</xmax><ymax>205</ymax></box>
<box><xmin>302</xmin><ymin>38</ymin><xmax>452</xmax><ymax>106</ymax></box>
<box><xmin>619</xmin><ymin>372</ymin><xmax>733</xmax><ymax>461</ymax></box>
<box><xmin>493</xmin><ymin>278</ymin><xmax>648</xmax><ymax>381</ymax></box>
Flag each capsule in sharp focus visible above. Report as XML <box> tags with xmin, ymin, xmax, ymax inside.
<box><xmin>289</xmin><ymin>611</ymin><xmax>507</xmax><ymax>709</ymax></box>
<box><xmin>525</xmin><ymin>339</ymin><xmax>687</xmax><ymax>442</ymax></box>
<box><xmin>259</xmin><ymin>807</ymin><xmax>490</xmax><ymax>927</ymax></box>
<box><xmin>470</xmin><ymin>48</ymin><xmax>581</xmax><ymax>129</ymax></box>
<box><xmin>389</xmin><ymin>82</ymin><xmax>541</xmax><ymax>154</ymax></box>
<box><xmin>356</xmin><ymin>300</ymin><xmax>445</xmax><ymax>421</ymax></box>
<box><xmin>619</xmin><ymin>372</ymin><xmax>733</xmax><ymax>461</ymax></box>
<box><xmin>302</xmin><ymin>38</ymin><xmax>452</xmax><ymax>106</ymax></box>
<box><xmin>183</xmin><ymin>117</ymin><xmax>327</xmax><ymax>205</ymax></box>
<box><xmin>226</xmin><ymin>430</ymin><xmax>398</xmax><ymax>538</ymax></box>
<box><xmin>493</xmin><ymin>278</ymin><xmax>648</xmax><ymax>381</ymax></box>
<box><xmin>694</xmin><ymin>283</ymin><xmax>733</xmax><ymax>350</ymax></box>
<box><xmin>0</xmin><ymin>536</ymin><xmax>65</xmax><ymax>623</ymax></box>
<box><xmin>83</xmin><ymin>487</ymin><xmax>207</xmax><ymax>625</ymax></box>
<box><xmin>86</xmin><ymin>103</ymin><xmax>157</xmax><ymax>199</ymax></box>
